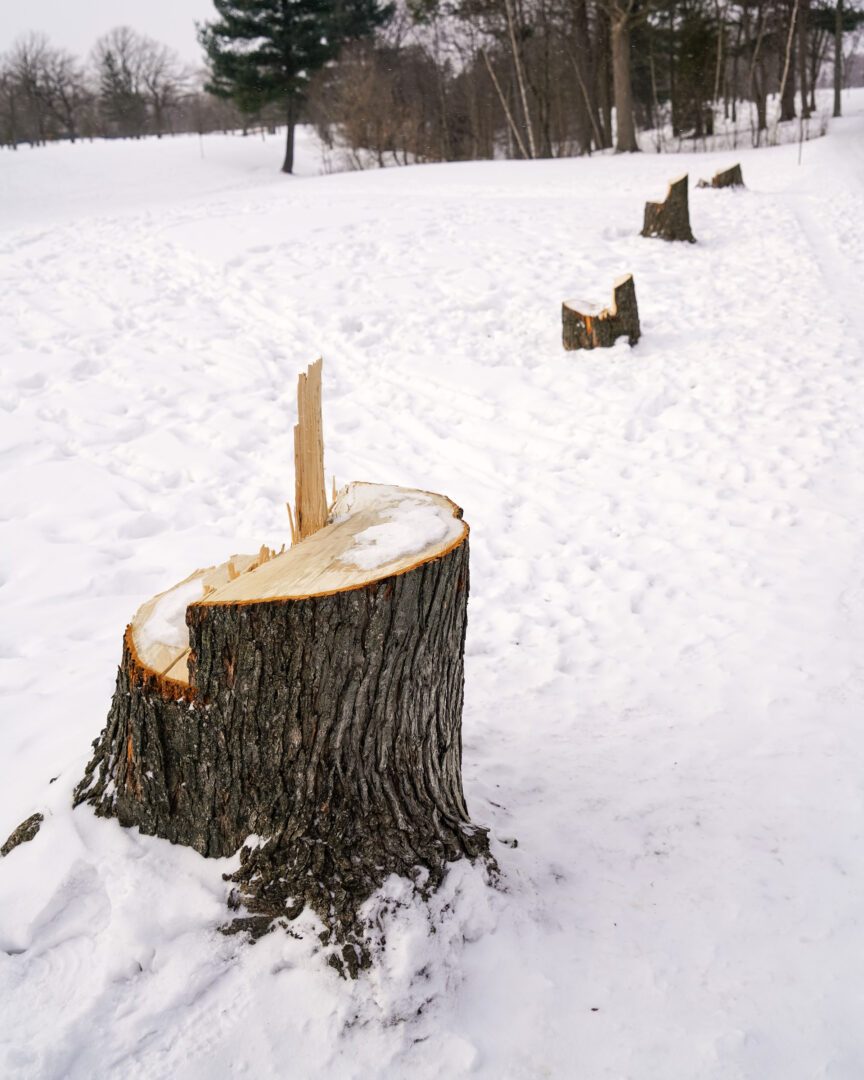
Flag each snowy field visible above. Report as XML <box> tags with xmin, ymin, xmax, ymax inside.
<box><xmin>2</xmin><ymin>92</ymin><xmax>864</xmax><ymax>1078</ymax></box>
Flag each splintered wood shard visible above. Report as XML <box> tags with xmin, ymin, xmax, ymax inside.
<box><xmin>562</xmin><ymin>274</ymin><xmax>641</xmax><ymax>350</ymax></box>
<box><xmin>641</xmin><ymin>173</ymin><xmax>696</xmax><ymax>242</ymax></box>
<box><xmin>293</xmin><ymin>358</ymin><xmax>327</xmax><ymax>543</ymax></box>
<box><xmin>697</xmin><ymin>163</ymin><xmax>745</xmax><ymax>189</ymax></box>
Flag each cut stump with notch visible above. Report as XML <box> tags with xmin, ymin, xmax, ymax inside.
<box><xmin>697</xmin><ymin>164</ymin><xmax>745</xmax><ymax>189</ymax></box>
<box><xmin>641</xmin><ymin>174</ymin><xmax>696</xmax><ymax>242</ymax></box>
<box><xmin>562</xmin><ymin>274</ymin><xmax>641</xmax><ymax>350</ymax></box>
<box><xmin>74</xmin><ymin>360</ymin><xmax>491</xmax><ymax>974</ymax></box>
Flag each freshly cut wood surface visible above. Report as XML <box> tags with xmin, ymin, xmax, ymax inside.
<box><xmin>128</xmin><ymin>482</ymin><xmax>467</xmax><ymax>684</ymax></box>
<box><xmin>562</xmin><ymin>299</ymin><xmax>606</xmax><ymax>316</ymax></box>
<box><xmin>207</xmin><ymin>483</ymin><xmax>465</xmax><ymax>605</ymax></box>
<box><xmin>130</xmin><ymin>555</ymin><xmax>260</xmax><ymax>681</ymax></box>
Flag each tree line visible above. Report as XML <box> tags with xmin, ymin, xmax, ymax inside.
<box><xmin>2</xmin><ymin>0</ymin><xmax>862</xmax><ymax>166</ymax></box>
<box><xmin>0</xmin><ymin>27</ymin><xmax>256</xmax><ymax>148</ymax></box>
<box><xmin>304</xmin><ymin>0</ymin><xmax>864</xmax><ymax>166</ymax></box>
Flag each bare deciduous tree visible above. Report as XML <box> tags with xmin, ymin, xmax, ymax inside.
<box><xmin>92</xmin><ymin>27</ymin><xmax>189</xmax><ymax>139</ymax></box>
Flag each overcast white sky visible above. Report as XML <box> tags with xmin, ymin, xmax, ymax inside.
<box><xmin>2</xmin><ymin>0</ymin><xmax>216</xmax><ymax>66</ymax></box>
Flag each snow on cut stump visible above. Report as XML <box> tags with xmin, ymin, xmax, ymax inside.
<box><xmin>697</xmin><ymin>163</ymin><xmax>745</xmax><ymax>190</ymax></box>
<box><xmin>74</xmin><ymin>361</ymin><xmax>491</xmax><ymax>976</ymax></box>
<box><xmin>641</xmin><ymin>173</ymin><xmax>696</xmax><ymax>243</ymax></box>
<box><xmin>562</xmin><ymin>274</ymin><xmax>641</xmax><ymax>351</ymax></box>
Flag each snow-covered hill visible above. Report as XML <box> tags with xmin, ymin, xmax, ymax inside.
<box><xmin>2</xmin><ymin>94</ymin><xmax>864</xmax><ymax>1078</ymax></box>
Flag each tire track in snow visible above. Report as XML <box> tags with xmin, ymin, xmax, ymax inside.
<box><xmin>780</xmin><ymin>190</ymin><xmax>864</xmax><ymax>347</ymax></box>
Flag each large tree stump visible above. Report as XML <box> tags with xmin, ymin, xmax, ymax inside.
<box><xmin>75</xmin><ymin>482</ymin><xmax>490</xmax><ymax>973</ymax></box>
<box><xmin>641</xmin><ymin>173</ymin><xmax>696</xmax><ymax>242</ymax></box>
<box><xmin>562</xmin><ymin>273</ymin><xmax>640</xmax><ymax>350</ymax></box>
<box><xmin>697</xmin><ymin>164</ymin><xmax>745</xmax><ymax>189</ymax></box>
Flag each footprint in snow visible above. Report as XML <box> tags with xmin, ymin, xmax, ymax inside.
<box><xmin>17</xmin><ymin>373</ymin><xmax>46</xmax><ymax>392</ymax></box>
<box><xmin>118</xmin><ymin>513</ymin><xmax>167</xmax><ymax>540</ymax></box>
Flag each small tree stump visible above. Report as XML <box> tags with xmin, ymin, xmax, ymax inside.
<box><xmin>697</xmin><ymin>164</ymin><xmax>745</xmax><ymax>189</ymax></box>
<box><xmin>74</xmin><ymin>482</ymin><xmax>490</xmax><ymax>971</ymax></box>
<box><xmin>641</xmin><ymin>173</ymin><xmax>696</xmax><ymax>242</ymax></box>
<box><xmin>562</xmin><ymin>274</ymin><xmax>640</xmax><ymax>350</ymax></box>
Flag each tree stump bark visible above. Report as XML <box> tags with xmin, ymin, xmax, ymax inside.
<box><xmin>697</xmin><ymin>164</ymin><xmax>745</xmax><ymax>189</ymax></box>
<box><xmin>74</xmin><ymin>483</ymin><xmax>491</xmax><ymax>973</ymax></box>
<box><xmin>562</xmin><ymin>273</ymin><xmax>640</xmax><ymax>350</ymax></box>
<box><xmin>641</xmin><ymin>173</ymin><xmax>696</xmax><ymax>242</ymax></box>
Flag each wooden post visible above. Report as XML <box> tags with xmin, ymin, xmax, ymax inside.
<box><xmin>641</xmin><ymin>174</ymin><xmax>696</xmax><ymax>242</ymax></box>
<box><xmin>293</xmin><ymin>358</ymin><xmax>327</xmax><ymax>543</ymax></box>
<box><xmin>562</xmin><ymin>274</ymin><xmax>641</xmax><ymax>350</ymax></box>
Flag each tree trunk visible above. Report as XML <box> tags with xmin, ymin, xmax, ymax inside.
<box><xmin>641</xmin><ymin>174</ymin><xmax>696</xmax><ymax>242</ymax></box>
<box><xmin>595</xmin><ymin>11</ymin><xmax>613</xmax><ymax>148</ymax></box>
<box><xmin>482</xmin><ymin>48</ymin><xmax>530</xmax><ymax>159</ymax></box>
<box><xmin>562</xmin><ymin>274</ymin><xmax>640</xmax><ymax>350</ymax></box>
<box><xmin>282</xmin><ymin>98</ymin><xmax>296</xmax><ymax>173</ymax></box>
<box><xmin>611</xmin><ymin>5</ymin><xmax>639</xmax><ymax>152</ymax></box>
<box><xmin>779</xmin><ymin>0</ymin><xmax>798</xmax><ymax>122</ymax></box>
<box><xmin>571</xmin><ymin>0</ymin><xmax>600</xmax><ymax>151</ymax></box>
<box><xmin>74</xmin><ymin>483</ymin><xmax>491</xmax><ymax>974</ymax></box>
<box><xmin>755</xmin><ymin>64</ymin><xmax>768</xmax><ymax>132</ymax></box>
<box><xmin>798</xmin><ymin>0</ymin><xmax>811</xmax><ymax>118</ymax></box>
<box><xmin>504</xmin><ymin>0</ymin><xmax>537</xmax><ymax>158</ymax></box>
<box><xmin>714</xmin><ymin>0</ymin><xmax>726</xmax><ymax>108</ymax></box>
<box><xmin>834</xmin><ymin>0</ymin><xmax>843</xmax><ymax>117</ymax></box>
<box><xmin>732</xmin><ymin>18</ymin><xmax>743</xmax><ymax>123</ymax></box>
<box><xmin>807</xmin><ymin>28</ymin><xmax>821</xmax><ymax>112</ymax></box>
<box><xmin>747</xmin><ymin>2</ymin><xmax>768</xmax><ymax>138</ymax></box>
<box><xmin>669</xmin><ymin>2</ymin><xmax>680</xmax><ymax>136</ymax></box>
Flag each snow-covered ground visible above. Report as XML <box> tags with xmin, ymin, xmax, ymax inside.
<box><xmin>2</xmin><ymin>92</ymin><xmax>864</xmax><ymax>1078</ymax></box>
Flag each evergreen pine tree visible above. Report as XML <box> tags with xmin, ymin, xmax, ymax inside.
<box><xmin>199</xmin><ymin>0</ymin><xmax>392</xmax><ymax>172</ymax></box>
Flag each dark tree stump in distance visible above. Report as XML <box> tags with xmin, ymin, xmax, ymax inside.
<box><xmin>75</xmin><ymin>482</ymin><xmax>491</xmax><ymax>973</ymax></box>
<box><xmin>697</xmin><ymin>164</ymin><xmax>745</xmax><ymax>189</ymax></box>
<box><xmin>562</xmin><ymin>274</ymin><xmax>640</xmax><ymax>350</ymax></box>
<box><xmin>641</xmin><ymin>174</ymin><xmax>696</xmax><ymax>242</ymax></box>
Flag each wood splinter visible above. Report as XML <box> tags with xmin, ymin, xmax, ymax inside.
<box><xmin>641</xmin><ymin>173</ymin><xmax>696</xmax><ymax>242</ymax></box>
<box><xmin>562</xmin><ymin>274</ymin><xmax>641</xmax><ymax>351</ymax></box>
<box><xmin>293</xmin><ymin>357</ymin><xmax>327</xmax><ymax>543</ymax></box>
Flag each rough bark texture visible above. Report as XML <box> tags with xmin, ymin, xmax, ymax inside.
<box><xmin>641</xmin><ymin>174</ymin><xmax>696</xmax><ymax>242</ymax></box>
<box><xmin>282</xmin><ymin>98</ymin><xmax>297</xmax><ymax>174</ymax></box>
<box><xmin>779</xmin><ymin>0</ymin><xmax>798</xmax><ymax>122</ymax></box>
<box><xmin>611</xmin><ymin>7</ymin><xmax>639</xmax><ymax>152</ymax></box>
<box><xmin>698</xmin><ymin>164</ymin><xmax>745</xmax><ymax>189</ymax></box>
<box><xmin>834</xmin><ymin>0</ymin><xmax>844</xmax><ymax>118</ymax></box>
<box><xmin>799</xmin><ymin>0</ymin><xmax>811</xmax><ymax>118</ymax></box>
<box><xmin>74</xmin><ymin>536</ymin><xmax>491</xmax><ymax>972</ymax></box>
<box><xmin>595</xmin><ymin>11</ymin><xmax>613</xmax><ymax>149</ymax></box>
<box><xmin>562</xmin><ymin>274</ymin><xmax>640</xmax><ymax>351</ymax></box>
<box><xmin>1</xmin><ymin>813</ymin><xmax>44</xmax><ymax>857</ymax></box>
